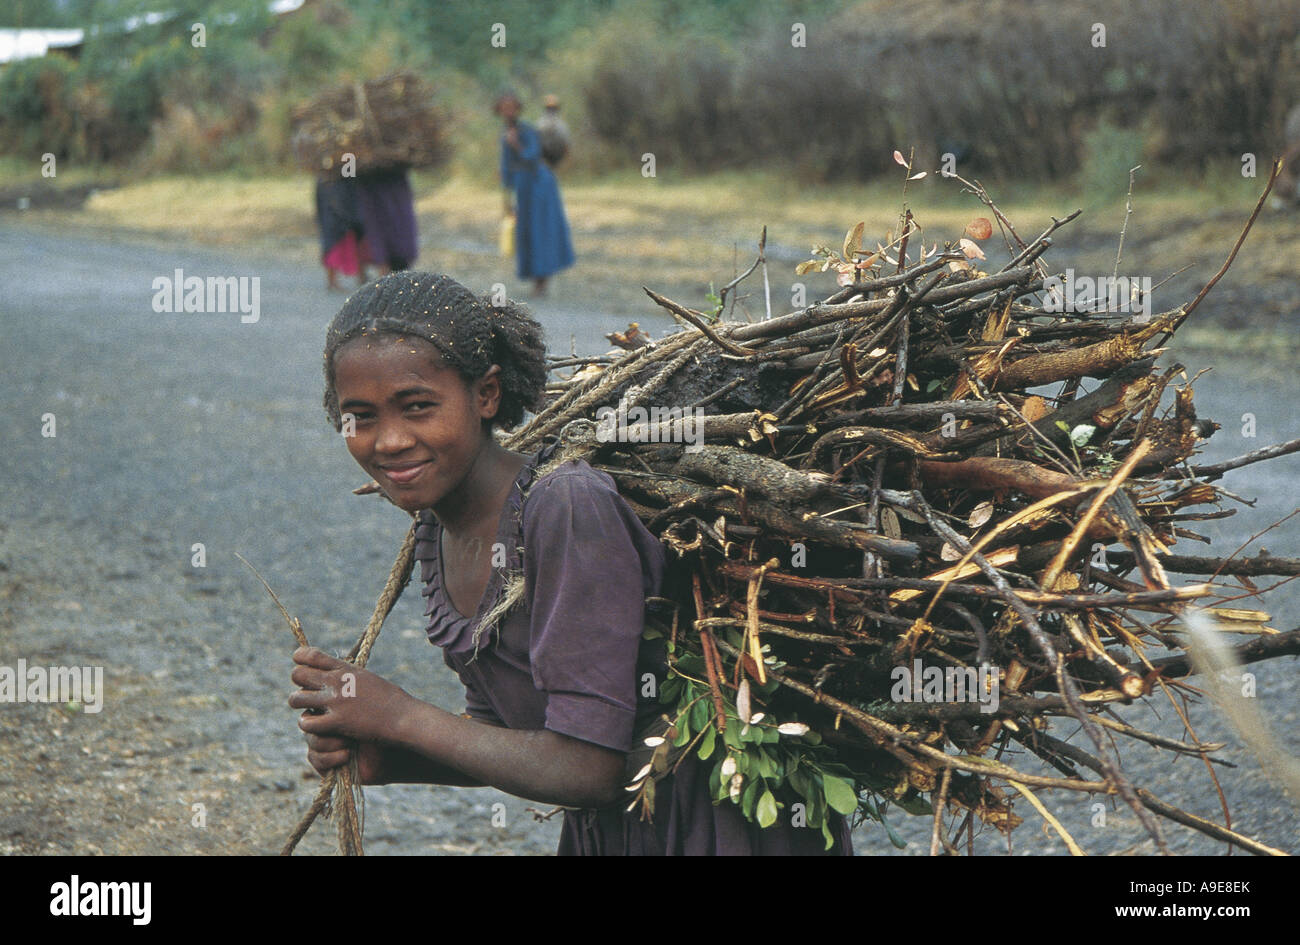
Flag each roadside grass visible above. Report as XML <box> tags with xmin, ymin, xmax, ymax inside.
<box><xmin>9</xmin><ymin>160</ymin><xmax>1296</xmax><ymax>354</ymax></box>
<box><xmin>16</xmin><ymin>161</ymin><xmax>1278</xmax><ymax>254</ymax></box>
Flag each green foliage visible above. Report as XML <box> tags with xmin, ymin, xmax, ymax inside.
<box><xmin>576</xmin><ymin>10</ymin><xmax>744</xmax><ymax>172</ymax></box>
<box><xmin>704</xmin><ymin>283</ymin><xmax>723</xmax><ymax>321</ymax></box>
<box><xmin>264</xmin><ymin>8</ymin><xmax>349</xmax><ymax>87</ymax></box>
<box><xmin>1081</xmin><ymin>121</ymin><xmax>1144</xmax><ymax>203</ymax></box>
<box><xmin>0</xmin><ymin>0</ymin><xmax>281</xmax><ymax>164</ymax></box>
<box><xmin>104</xmin><ymin>39</ymin><xmax>188</xmax><ymax>149</ymax></box>
<box><xmin>0</xmin><ymin>53</ymin><xmax>78</xmax><ymax>156</ymax></box>
<box><xmin>563</xmin><ymin>0</ymin><xmax>1300</xmax><ymax>183</ymax></box>
<box><xmin>5</xmin><ymin>0</ymin><xmax>1295</xmax><ymax>179</ymax></box>
<box><xmin>658</xmin><ymin>624</ymin><xmax>908</xmax><ymax>850</ymax></box>
<box><xmin>0</xmin><ymin>0</ymin><xmax>87</xmax><ymax>28</ymax></box>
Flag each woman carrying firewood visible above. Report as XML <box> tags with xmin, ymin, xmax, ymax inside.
<box><xmin>494</xmin><ymin>92</ymin><xmax>575</xmax><ymax>296</ymax></box>
<box><xmin>314</xmin><ymin>175</ymin><xmax>368</xmax><ymax>291</ymax></box>
<box><xmin>288</xmin><ymin>271</ymin><xmax>851</xmax><ymax>855</ymax></box>
<box><xmin>354</xmin><ymin>165</ymin><xmax>419</xmax><ymax>276</ymax></box>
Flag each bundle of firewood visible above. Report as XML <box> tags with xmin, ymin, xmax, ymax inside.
<box><xmin>290</xmin><ymin>71</ymin><xmax>450</xmax><ymax>174</ymax></box>
<box><xmin>499</xmin><ymin>182</ymin><xmax>1300</xmax><ymax>854</ymax></box>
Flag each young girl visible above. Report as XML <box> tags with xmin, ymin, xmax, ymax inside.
<box><xmin>290</xmin><ymin>271</ymin><xmax>853</xmax><ymax>855</ymax></box>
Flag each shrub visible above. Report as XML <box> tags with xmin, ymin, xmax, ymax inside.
<box><xmin>0</xmin><ymin>54</ymin><xmax>80</xmax><ymax>159</ymax></box>
<box><xmin>563</xmin><ymin>0</ymin><xmax>1300</xmax><ymax>183</ymax></box>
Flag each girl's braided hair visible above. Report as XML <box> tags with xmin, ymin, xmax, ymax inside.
<box><xmin>322</xmin><ymin>272</ymin><xmax>547</xmax><ymax>432</ymax></box>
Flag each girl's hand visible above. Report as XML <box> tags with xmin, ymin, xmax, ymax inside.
<box><xmin>303</xmin><ymin>732</ymin><xmax>387</xmax><ymax>784</ymax></box>
<box><xmin>289</xmin><ymin>646</ymin><xmax>413</xmax><ymax>745</ymax></box>
<box><xmin>504</xmin><ymin>126</ymin><xmax>520</xmax><ymax>150</ymax></box>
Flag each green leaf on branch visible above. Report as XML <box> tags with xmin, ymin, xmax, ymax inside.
<box><xmin>697</xmin><ymin>722</ymin><xmax>717</xmax><ymax>761</ymax></box>
<box><xmin>897</xmin><ymin>791</ymin><xmax>934</xmax><ymax>816</ymax></box>
<box><xmin>689</xmin><ymin>697</ymin><xmax>708</xmax><ymax>733</ymax></box>
<box><xmin>742</xmin><ymin>778</ymin><xmax>760</xmax><ymax>817</ymax></box>
<box><xmin>882</xmin><ymin>810</ymin><xmax>907</xmax><ymax>849</ymax></box>
<box><xmin>822</xmin><ymin>775</ymin><xmax>859</xmax><ymax>815</ymax></box>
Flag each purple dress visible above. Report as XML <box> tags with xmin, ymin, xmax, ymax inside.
<box><xmin>355</xmin><ymin>167</ymin><xmax>418</xmax><ymax>270</ymax></box>
<box><xmin>414</xmin><ymin>443</ymin><xmax>853</xmax><ymax>855</ymax></box>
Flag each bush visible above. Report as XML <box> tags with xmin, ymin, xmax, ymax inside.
<box><xmin>0</xmin><ymin>54</ymin><xmax>80</xmax><ymax>159</ymax></box>
<box><xmin>562</xmin><ymin>0</ymin><xmax>1300</xmax><ymax>183</ymax></box>
<box><xmin>579</xmin><ymin>14</ymin><xmax>744</xmax><ymax>172</ymax></box>
<box><xmin>264</xmin><ymin>2</ymin><xmax>351</xmax><ymax>86</ymax></box>
<box><xmin>1081</xmin><ymin>121</ymin><xmax>1145</xmax><ymax>201</ymax></box>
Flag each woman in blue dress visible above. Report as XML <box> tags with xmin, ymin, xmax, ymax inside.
<box><xmin>495</xmin><ymin>92</ymin><xmax>575</xmax><ymax>296</ymax></box>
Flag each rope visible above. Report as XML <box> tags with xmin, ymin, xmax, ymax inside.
<box><xmin>281</xmin><ymin>522</ymin><xmax>418</xmax><ymax>856</ymax></box>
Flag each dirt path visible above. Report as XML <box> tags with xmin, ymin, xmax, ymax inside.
<box><xmin>1</xmin><ymin>207</ymin><xmax>1297</xmax><ymax>856</ymax></box>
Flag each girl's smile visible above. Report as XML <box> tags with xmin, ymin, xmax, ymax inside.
<box><xmin>333</xmin><ymin>335</ymin><xmax>504</xmax><ymax>518</ymax></box>
<box><xmin>380</xmin><ymin>460</ymin><xmax>431</xmax><ymax>484</ymax></box>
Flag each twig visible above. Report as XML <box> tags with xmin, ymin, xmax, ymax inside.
<box><xmin>1184</xmin><ymin>437</ymin><xmax>1300</xmax><ymax>480</ymax></box>
<box><xmin>1113</xmin><ymin>165</ymin><xmax>1141</xmax><ymax>280</ymax></box>
<box><xmin>1157</xmin><ymin>158</ymin><xmax>1282</xmax><ymax>345</ymax></box>
<box><xmin>643</xmin><ymin>287</ymin><xmax>752</xmax><ymax>357</ymax></box>
<box><xmin>1007</xmin><ymin>780</ymin><xmax>1087</xmax><ymax>856</ymax></box>
<box><xmin>281</xmin><ymin>524</ymin><xmax>418</xmax><ymax>856</ymax></box>
<box><xmin>235</xmin><ymin>552</ymin><xmax>309</xmax><ymax>648</ymax></box>
<box><xmin>905</xmin><ymin>490</ymin><xmax>1171</xmax><ymax>854</ymax></box>
<box><xmin>716</xmin><ymin>230</ymin><xmax>766</xmax><ymax>313</ymax></box>
<box><xmin>930</xmin><ymin>767</ymin><xmax>952</xmax><ymax>856</ymax></box>
<box><xmin>1001</xmin><ymin>210</ymin><xmax>1082</xmax><ymax>275</ymax></box>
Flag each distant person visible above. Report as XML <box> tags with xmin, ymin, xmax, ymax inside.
<box><xmin>355</xmin><ymin>166</ymin><xmax>419</xmax><ymax>274</ymax></box>
<box><xmin>494</xmin><ymin>92</ymin><xmax>575</xmax><ymax>296</ymax></box>
<box><xmin>1273</xmin><ymin>104</ymin><xmax>1300</xmax><ymax>210</ymax></box>
<box><xmin>536</xmin><ymin>94</ymin><xmax>571</xmax><ymax>169</ymax></box>
<box><xmin>314</xmin><ymin>175</ymin><xmax>368</xmax><ymax>291</ymax></box>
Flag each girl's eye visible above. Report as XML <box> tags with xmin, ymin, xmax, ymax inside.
<box><xmin>405</xmin><ymin>401</ymin><xmax>436</xmax><ymax>412</ymax></box>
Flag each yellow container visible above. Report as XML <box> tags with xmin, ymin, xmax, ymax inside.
<box><xmin>499</xmin><ymin>213</ymin><xmax>515</xmax><ymax>257</ymax></box>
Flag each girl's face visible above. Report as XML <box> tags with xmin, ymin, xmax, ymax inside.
<box><xmin>333</xmin><ymin>335</ymin><xmax>501</xmax><ymax>514</ymax></box>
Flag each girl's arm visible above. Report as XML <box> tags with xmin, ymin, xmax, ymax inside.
<box><xmin>394</xmin><ymin>697</ymin><xmax>627</xmax><ymax>808</ymax></box>
<box><xmin>376</xmin><ymin>743</ymin><xmax>489</xmax><ymax>786</ymax></box>
<box><xmin>303</xmin><ymin>730</ymin><xmax>484</xmax><ymax>786</ymax></box>
<box><xmin>291</xmin><ymin>647</ymin><xmax>627</xmax><ymax>808</ymax></box>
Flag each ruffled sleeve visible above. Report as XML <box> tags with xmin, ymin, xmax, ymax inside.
<box><xmin>414</xmin><ymin>510</ymin><xmax>507</xmax><ymax>724</ymax></box>
<box><xmin>522</xmin><ymin>462</ymin><xmax>664</xmax><ymax>753</ymax></box>
<box><xmin>414</xmin><ymin>511</ymin><xmax>475</xmax><ymax>651</ymax></box>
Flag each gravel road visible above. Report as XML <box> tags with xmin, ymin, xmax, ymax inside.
<box><xmin>1</xmin><ymin>217</ymin><xmax>1296</xmax><ymax>856</ymax></box>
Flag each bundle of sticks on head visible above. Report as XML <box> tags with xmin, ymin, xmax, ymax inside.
<box><xmin>290</xmin><ymin>71</ymin><xmax>450</xmax><ymax>174</ymax></box>
<box><xmin>498</xmin><ymin>171</ymin><xmax>1300</xmax><ymax>854</ymax></box>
